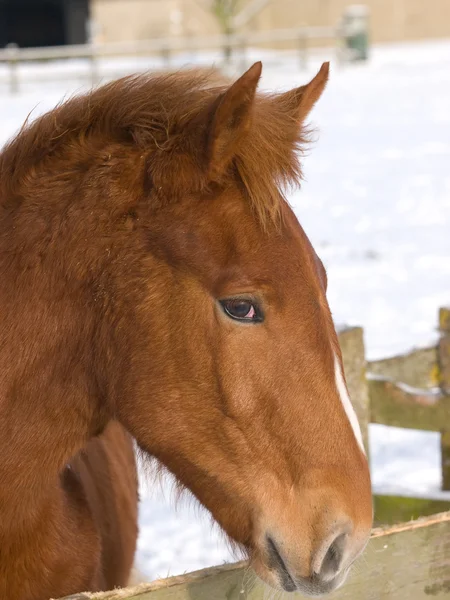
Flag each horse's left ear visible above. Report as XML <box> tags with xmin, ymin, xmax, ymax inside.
<box><xmin>278</xmin><ymin>62</ymin><xmax>329</xmax><ymax>121</ymax></box>
<box><xmin>206</xmin><ymin>61</ymin><xmax>262</xmax><ymax>178</ymax></box>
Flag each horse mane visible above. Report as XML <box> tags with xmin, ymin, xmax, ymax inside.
<box><xmin>0</xmin><ymin>68</ymin><xmax>310</xmax><ymax>226</ymax></box>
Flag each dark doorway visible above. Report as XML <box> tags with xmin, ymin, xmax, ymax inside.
<box><xmin>0</xmin><ymin>0</ymin><xmax>89</xmax><ymax>48</ymax></box>
<box><xmin>5</xmin><ymin>1</ymin><xmax>65</xmax><ymax>47</ymax></box>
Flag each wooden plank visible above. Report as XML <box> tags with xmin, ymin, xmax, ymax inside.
<box><xmin>338</xmin><ymin>326</ymin><xmax>370</xmax><ymax>451</ymax></box>
<box><xmin>368</xmin><ymin>345</ymin><xmax>439</xmax><ymax>390</ymax></box>
<box><xmin>440</xmin><ymin>307</ymin><xmax>450</xmax><ymax>333</ymax></box>
<box><xmin>373</xmin><ymin>494</ymin><xmax>450</xmax><ymax>526</ymax></box>
<box><xmin>441</xmin><ymin>430</ymin><xmax>450</xmax><ymax>491</ymax></box>
<box><xmin>439</xmin><ymin>307</ymin><xmax>450</xmax><ymax>395</ymax></box>
<box><xmin>368</xmin><ymin>375</ymin><xmax>450</xmax><ymax>431</ymax></box>
<box><xmin>59</xmin><ymin>512</ymin><xmax>450</xmax><ymax>600</ymax></box>
<box><xmin>0</xmin><ymin>27</ymin><xmax>338</xmax><ymax>63</ymax></box>
<box><xmin>438</xmin><ymin>308</ymin><xmax>450</xmax><ymax>490</ymax></box>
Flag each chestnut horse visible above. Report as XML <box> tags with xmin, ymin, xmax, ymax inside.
<box><xmin>0</xmin><ymin>62</ymin><xmax>372</xmax><ymax>600</ymax></box>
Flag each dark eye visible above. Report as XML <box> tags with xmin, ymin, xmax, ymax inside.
<box><xmin>219</xmin><ymin>299</ymin><xmax>263</xmax><ymax>323</ymax></box>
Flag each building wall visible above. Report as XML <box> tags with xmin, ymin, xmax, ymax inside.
<box><xmin>254</xmin><ymin>0</ymin><xmax>450</xmax><ymax>43</ymax></box>
<box><xmin>90</xmin><ymin>0</ymin><xmax>450</xmax><ymax>45</ymax></box>
<box><xmin>90</xmin><ymin>0</ymin><xmax>218</xmax><ymax>43</ymax></box>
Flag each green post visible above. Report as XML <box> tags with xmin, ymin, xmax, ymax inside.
<box><xmin>341</xmin><ymin>5</ymin><xmax>370</xmax><ymax>62</ymax></box>
<box><xmin>439</xmin><ymin>307</ymin><xmax>450</xmax><ymax>395</ymax></box>
<box><xmin>439</xmin><ymin>307</ymin><xmax>450</xmax><ymax>490</ymax></box>
<box><xmin>441</xmin><ymin>431</ymin><xmax>450</xmax><ymax>491</ymax></box>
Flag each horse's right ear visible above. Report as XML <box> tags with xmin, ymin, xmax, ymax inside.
<box><xmin>277</xmin><ymin>62</ymin><xmax>329</xmax><ymax>122</ymax></box>
<box><xmin>205</xmin><ymin>62</ymin><xmax>262</xmax><ymax>179</ymax></box>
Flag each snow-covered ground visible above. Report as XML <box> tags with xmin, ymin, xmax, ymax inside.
<box><xmin>1</xmin><ymin>39</ymin><xmax>449</xmax><ymax>581</ymax></box>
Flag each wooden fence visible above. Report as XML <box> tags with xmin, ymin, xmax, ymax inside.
<box><xmin>368</xmin><ymin>306</ymin><xmax>450</xmax><ymax>522</ymax></box>
<box><xmin>338</xmin><ymin>307</ymin><xmax>450</xmax><ymax>525</ymax></box>
<box><xmin>63</xmin><ymin>512</ymin><xmax>450</xmax><ymax>599</ymax></box>
<box><xmin>58</xmin><ymin>307</ymin><xmax>450</xmax><ymax>599</ymax></box>
<box><xmin>0</xmin><ymin>26</ymin><xmax>340</xmax><ymax>95</ymax></box>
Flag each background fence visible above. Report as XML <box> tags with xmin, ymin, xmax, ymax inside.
<box><xmin>367</xmin><ymin>307</ymin><xmax>450</xmax><ymax>522</ymax></box>
<box><xmin>338</xmin><ymin>307</ymin><xmax>450</xmax><ymax>525</ymax></box>
<box><xmin>0</xmin><ymin>24</ymin><xmax>355</xmax><ymax>95</ymax></box>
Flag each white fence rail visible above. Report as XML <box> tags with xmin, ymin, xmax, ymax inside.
<box><xmin>0</xmin><ymin>26</ymin><xmax>340</xmax><ymax>94</ymax></box>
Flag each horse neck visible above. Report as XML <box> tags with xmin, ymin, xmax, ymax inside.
<box><xmin>0</xmin><ymin>252</ymin><xmax>111</xmax><ymax>526</ymax></box>
<box><xmin>0</xmin><ymin>351</ymin><xmax>105</xmax><ymax>534</ymax></box>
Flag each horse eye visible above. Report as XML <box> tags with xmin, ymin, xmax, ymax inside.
<box><xmin>220</xmin><ymin>299</ymin><xmax>263</xmax><ymax>323</ymax></box>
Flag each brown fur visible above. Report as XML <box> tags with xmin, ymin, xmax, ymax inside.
<box><xmin>0</xmin><ymin>62</ymin><xmax>372</xmax><ymax>599</ymax></box>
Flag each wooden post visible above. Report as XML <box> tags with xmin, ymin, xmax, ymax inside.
<box><xmin>439</xmin><ymin>307</ymin><xmax>450</xmax><ymax>490</ymax></box>
<box><xmin>239</xmin><ymin>34</ymin><xmax>247</xmax><ymax>71</ymax></box>
<box><xmin>298</xmin><ymin>32</ymin><xmax>308</xmax><ymax>70</ymax></box>
<box><xmin>335</xmin><ymin>22</ymin><xmax>345</xmax><ymax>67</ymax></box>
<box><xmin>439</xmin><ymin>307</ymin><xmax>450</xmax><ymax>394</ymax></box>
<box><xmin>160</xmin><ymin>43</ymin><xmax>171</xmax><ymax>68</ymax></box>
<box><xmin>338</xmin><ymin>326</ymin><xmax>370</xmax><ymax>452</ymax></box>
<box><xmin>90</xmin><ymin>43</ymin><xmax>99</xmax><ymax>88</ymax></box>
<box><xmin>223</xmin><ymin>30</ymin><xmax>233</xmax><ymax>65</ymax></box>
<box><xmin>6</xmin><ymin>43</ymin><xmax>19</xmax><ymax>95</ymax></box>
<box><xmin>441</xmin><ymin>430</ymin><xmax>450</xmax><ymax>491</ymax></box>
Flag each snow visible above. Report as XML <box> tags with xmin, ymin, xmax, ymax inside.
<box><xmin>1</xmin><ymin>39</ymin><xmax>449</xmax><ymax>582</ymax></box>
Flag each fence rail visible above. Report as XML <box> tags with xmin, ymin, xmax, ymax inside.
<box><xmin>0</xmin><ymin>26</ymin><xmax>341</xmax><ymax>94</ymax></box>
<box><xmin>368</xmin><ymin>375</ymin><xmax>445</xmax><ymax>431</ymax></box>
<box><xmin>367</xmin><ymin>345</ymin><xmax>439</xmax><ymax>389</ymax></box>
<box><xmin>367</xmin><ymin>306</ymin><xmax>450</xmax><ymax>496</ymax></box>
<box><xmin>0</xmin><ymin>27</ymin><xmax>338</xmax><ymax>62</ymax></box>
<box><xmin>61</xmin><ymin>512</ymin><xmax>450</xmax><ymax>599</ymax></box>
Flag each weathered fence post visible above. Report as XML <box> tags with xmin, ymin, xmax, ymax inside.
<box><xmin>298</xmin><ymin>32</ymin><xmax>308</xmax><ymax>70</ymax></box>
<box><xmin>439</xmin><ymin>307</ymin><xmax>450</xmax><ymax>490</ymax></box>
<box><xmin>89</xmin><ymin>43</ymin><xmax>100</xmax><ymax>87</ymax></box>
<box><xmin>439</xmin><ymin>307</ymin><xmax>450</xmax><ymax>394</ymax></box>
<box><xmin>6</xmin><ymin>42</ymin><xmax>19</xmax><ymax>95</ymax></box>
<box><xmin>338</xmin><ymin>326</ymin><xmax>370</xmax><ymax>452</ymax></box>
<box><xmin>238</xmin><ymin>34</ymin><xmax>247</xmax><ymax>71</ymax></box>
<box><xmin>160</xmin><ymin>42</ymin><xmax>171</xmax><ymax>68</ymax></box>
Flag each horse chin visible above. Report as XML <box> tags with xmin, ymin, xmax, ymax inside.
<box><xmin>293</xmin><ymin>571</ymin><xmax>349</xmax><ymax>597</ymax></box>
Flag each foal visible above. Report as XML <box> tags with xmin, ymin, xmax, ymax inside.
<box><xmin>0</xmin><ymin>62</ymin><xmax>372</xmax><ymax>599</ymax></box>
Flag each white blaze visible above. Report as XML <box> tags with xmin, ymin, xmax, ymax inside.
<box><xmin>334</xmin><ymin>354</ymin><xmax>365</xmax><ymax>453</ymax></box>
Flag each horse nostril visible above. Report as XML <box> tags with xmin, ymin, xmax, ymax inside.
<box><xmin>266</xmin><ymin>535</ymin><xmax>297</xmax><ymax>592</ymax></box>
<box><xmin>316</xmin><ymin>532</ymin><xmax>347</xmax><ymax>581</ymax></box>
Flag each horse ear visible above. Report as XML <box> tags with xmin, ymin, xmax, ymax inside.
<box><xmin>278</xmin><ymin>62</ymin><xmax>329</xmax><ymax>121</ymax></box>
<box><xmin>206</xmin><ymin>61</ymin><xmax>262</xmax><ymax>178</ymax></box>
